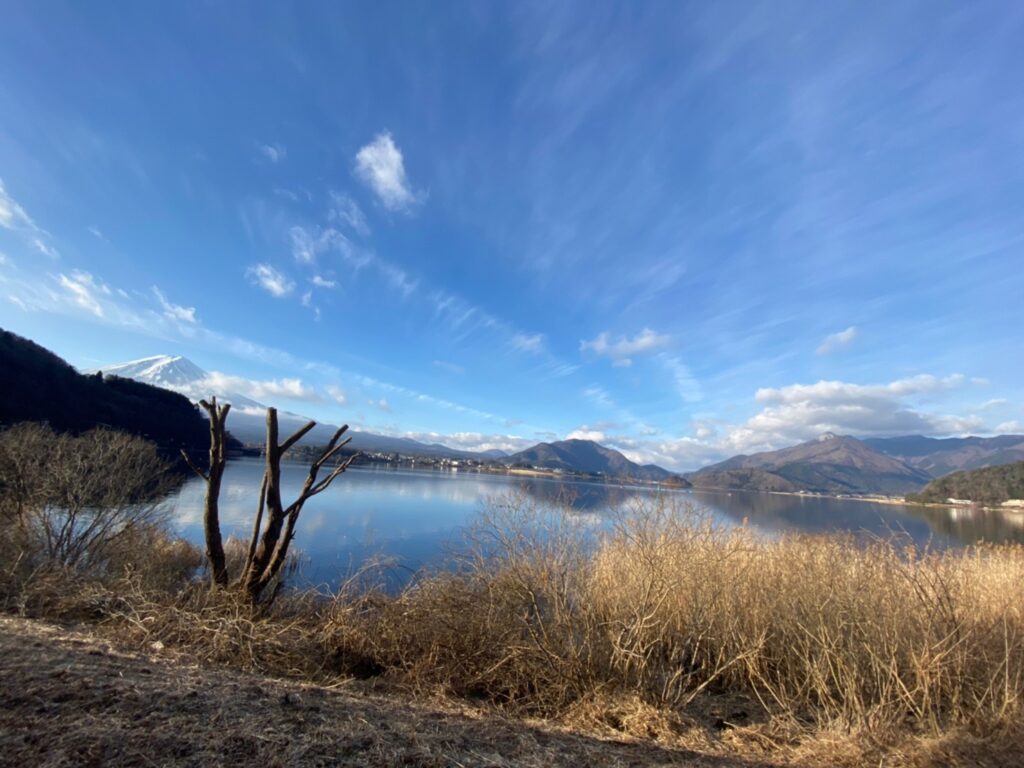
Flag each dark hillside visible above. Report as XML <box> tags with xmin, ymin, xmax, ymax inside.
<box><xmin>0</xmin><ymin>328</ymin><xmax>209</xmax><ymax>452</ymax></box>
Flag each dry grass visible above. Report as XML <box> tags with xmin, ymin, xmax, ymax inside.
<box><xmin>1</xmin><ymin>616</ymin><xmax>754</xmax><ymax>768</ymax></box>
<box><xmin>319</xmin><ymin>494</ymin><xmax>1024</xmax><ymax>762</ymax></box>
<box><xmin>4</xmin><ymin>492</ymin><xmax>1024</xmax><ymax>765</ymax></box>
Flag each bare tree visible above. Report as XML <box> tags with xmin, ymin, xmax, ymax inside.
<box><xmin>180</xmin><ymin>398</ymin><xmax>231</xmax><ymax>587</ymax></box>
<box><xmin>183</xmin><ymin>403</ymin><xmax>355</xmax><ymax>603</ymax></box>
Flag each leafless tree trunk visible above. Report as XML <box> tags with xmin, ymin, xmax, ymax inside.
<box><xmin>181</xmin><ymin>398</ymin><xmax>231</xmax><ymax>587</ymax></box>
<box><xmin>241</xmin><ymin>408</ymin><xmax>354</xmax><ymax>602</ymax></box>
<box><xmin>183</xmin><ymin>402</ymin><xmax>355</xmax><ymax>602</ymax></box>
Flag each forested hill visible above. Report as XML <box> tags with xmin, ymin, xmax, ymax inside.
<box><xmin>906</xmin><ymin>462</ymin><xmax>1024</xmax><ymax>506</ymax></box>
<box><xmin>0</xmin><ymin>328</ymin><xmax>209</xmax><ymax>452</ymax></box>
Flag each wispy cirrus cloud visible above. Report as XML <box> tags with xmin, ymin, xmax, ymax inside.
<box><xmin>290</xmin><ymin>225</ymin><xmax>368</xmax><ymax>267</ymax></box>
<box><xmin>57</xmin><ymin>271</ymin><xmax>107</xmax><ymax>317</ymax></box>
<box><xmin>328</xmin><ymin>191</ymin><xmax>370</xmax><ymax>236</ymax></box>
<box><xmin>581</xmin><ymin>328</ymin><xmax>671</xmax><ymax>366</ymax></box>
<box><xmin>659</xmin><ymin>354</ymin><xmax>702</xmax><ymax>403</ymax></box>
<box><xmin>326</xmin><ymin>384</ymin><xmax>347</xmax><ymax>405</ymax></box>
<box><xmin>310</xmin><ymin>275</ymin><xmax>336</xmax><ymax>289</ymax></box>
<box><xmin>152</xmin><ymin>286</ymin><xmax>197</xmax><ymax>325</ymax></box>
<box><xmin>354</xmin><ymin>132</ymin><xmax>423</xmax><ymax>212</ymax></box>
<box><xmin>583</xmin><ymin>385</ymin><xmax>615</xmax><ymax>409</ymax></box>
<box><xmin>0</xmin><ymin>179</ymin><xmax>59</xmax><ymax>259</ymax></box>
<box><xmin>511</xmin><ymin>332</ymin><xmax>545</xmax><ymax>354</ymax></box>
<box><xmin>817</xmin><ymin>325</ymin><xmax>858</xmax><ymax>355</ymax></box>
<box><xmin>246</xmin><ymin>263</ymin><xmax>295</xmax><ymax>297</ymax></box>
<box><xmin>432</xmin><ymin>360</ymin><xmax>465</xmax><ymax>375</ymax></box>
<box><xmin>259</xmin><ymin>143</ymin><xmax>286</xmax><ymax>163</ymax></box>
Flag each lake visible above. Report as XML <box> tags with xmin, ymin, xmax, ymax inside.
<box><xmin>168</xmin><ymin>458</ymin><xmax>1024</xmax><ymax>588</ymax></box>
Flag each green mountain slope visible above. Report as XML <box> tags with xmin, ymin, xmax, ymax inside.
<box><xmin>906</xmin><ymin>462</ymin><xmax>1024</xmax><ymax>506</ymax></box>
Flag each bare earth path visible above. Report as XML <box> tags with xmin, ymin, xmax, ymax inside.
<box><xmin>0</xmin><ymin>616</ymin><xmax>771</xmax><ymax>768</ymax></box>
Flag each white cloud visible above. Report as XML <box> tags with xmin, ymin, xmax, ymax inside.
<box><xmin>326</xmin><ymin>384</ymin><xmax>347</xmax><ymax>405</ymax></box>
<box><xmin>754</xmin><ymin>374</ymin><xmax>966</xmax><ymax>406</ymax></box>
<box><xmin>400</xmin><ymin>431</ymin><xmax>534</xmax><ymax>455</ymax></box>
<box><xmin>369</xmin><ymin>398</ymin><xmax>392</xmax><ymax>412</ymax></box>
<box><xmin>583</xmin><ymin>385</ymin><xmax>615</xmax><ymax>409</ymax></box>
<box><xmin>566</xmin><ymin>428</ymin><xmax>606</xmax><ymax>442</ymax></box>
<box><xmin>311</xmin><ymin>275</ymin><xmax>336</xmax><ymax>288</ymax></box>
<box><xmin>693</xmin><ymin>422</ymin><xmax>716</xmax><ymax>440</ymax></box>
<box><xmin>87</xmin><ymin>226</ymin><xmax>107</xmax><ymax>241</ymax></box>
<box><xmin>328</xmin><ymin>191</ymin><xmax>370</xmax><ymax>236</ymax></box>
<box><xmin>0</xmin><ymin>179</ymin><xmax>32</xmax><ymax>230</ymax></box>
<box><xmin>995</xmin><ymin>421</ymin><xmax>1023</xmax><ymax>434</ymax></box>
<box><xmin>354</xmin><ymin>132</ymin><xmax>422</xmax><ymax>211</ymax></box>
<box><xmin>31</xmin><ymin>238</ymin><xmax>59</xmax><ymax>259</ymax></box>
<box><xmin>727</xmin><ymin>374</ymin><xmax>976</xmax><ymax>452</ymax></box>
<box><xmin>259</xmin><ymin>143</ymin><xmax>286</xmax><ymax>163</ymax></box>
<box><xmin>300</xmin><ymin>290</ymin><xmax>313</xmax><ymax>307</ymax></box>
<box><xmin>246</xmin><ymin>263</ymin><xmax>295</xmax><ymax>297</ymax></box>
<box><xmin>660</xmin><ymin>354</ymin><xmax>702</xmax><ymax>403</ymax></box>
<box><xmin>981</xmin><ymin>398</ymin><xmax>1008</xmax><ymax>411</ymax></box>
<box><xmin>581</xmin><ymin>328</ymin><xmax>671</xmax><ymax>366</ymax></box>
<box><xmin>290</xmin><ymin>225</ymin><xmax>370</xmax><ymax>268</ymax></box>
<box><xmin>511</xmin><ymin>332</ymin><xmax>546</xmax><ymax>354</ymax></box>
<box><xmin>604</xmin><ymin>373</ymin><xmax>1000</xmax><ymax>472</ymax></box>
<box><xmin>432</xmin><ymin>360</ymin><xmax>465</xmax><ymax>375</ymax></box>
<box><xmin>200</xmin><ymin>372</ymin><xmax>320</xmax><ymax>402</ymax></box>
<box><xmin>273</xmin><ymin>187</ymin><xmax>309</xmax><ymax>203</ymax></box>
<box><xmin>152</xmin><ymin>286</ymin><xmax>197</xmax><ymax>324</ymax></box>
<box><xmin>817</xmin><ymin>325</ymin><xmax>858</xmax><ymax>355</ymax></box>
<box><xmin>0</xmin><ymin>179</ymin><xmax>58</xmax><ymax>259</ymax></box>
<box><xmin>380</xmin><ymin>263</ymin><xmax>417</xmax><ymax>297</ymax></box>
<box><xmin>57</xmin><ymin>271</ymin><xmax>105</xmax><ymax>317</ymax></box>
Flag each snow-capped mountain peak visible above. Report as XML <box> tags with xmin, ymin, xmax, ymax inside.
<box><xmin>90</xmin><ymin>354</ymin><xmax>332</xmax><ymax>444</ymax></box>
<box><xmin>96</xmin><ymin>354</ymin><xmax>208</xmax><ymax>388</ymax></box>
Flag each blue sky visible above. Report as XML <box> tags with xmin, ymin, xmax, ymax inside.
<box><xmin>1</xmin><ymin>1</ymin><xmax>1022</xmax><ymax>470</ymax></box>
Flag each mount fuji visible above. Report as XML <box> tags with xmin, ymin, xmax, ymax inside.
<box><xmin>91</xmin><ymin>355</ymin><xmax>505</xmax><ymax>459</ymax></box>
<box><xmin>91</xmin><ymin>355</ymin><xmax>334</xmax><ymax>444</ymax></box>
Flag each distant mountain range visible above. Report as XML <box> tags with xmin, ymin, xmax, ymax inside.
<box><xmin>93</xmin><ymin>355</ymin><xmax>683</xmax><ymax>482</ymax></box>
<box><xmin>863</xmin><ymin>435</ymin><xmax>1024</xmax><ymax>477</ymax></box>
<box><xmin>504</xmin><ymin>439</ymin><xmax>687</xmax><ymax>483</ymax></box>
<box><xmin>93</xmin><ymin>355</ymin><xmax>512</xmax><ymax>460</ymax></box>
<box><xmin>89</xmin><ymin>352</ymin><xmax>1024</xmax><ymax>494</ymax></box>
<box><xmin>689</xmin><ymin>432</ymin><xmax>1024</xmax><ymax>495</ymax></box>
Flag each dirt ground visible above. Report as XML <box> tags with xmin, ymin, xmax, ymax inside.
<box><xmin>0</xmin><ymin>616</ymin><xmax>773</xmax><ymax>768</ymax></box>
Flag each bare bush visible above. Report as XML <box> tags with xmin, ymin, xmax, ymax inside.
<box><xmin>0</xmin><ymin>423</ymin><xmax>176</xmax><ymax>577</ymax></box>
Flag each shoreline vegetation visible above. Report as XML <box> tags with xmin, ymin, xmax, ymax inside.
<box><xmin>4</xmin><ymin>423</ymin><xmax>1024</xmax><ymax>766</ymax></box>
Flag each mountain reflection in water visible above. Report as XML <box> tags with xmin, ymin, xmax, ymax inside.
<box><xmin>166</xmin><ymin>458</ymin><xmax>1024</xmax><ymax>588</ymax></box>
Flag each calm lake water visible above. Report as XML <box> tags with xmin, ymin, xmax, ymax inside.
<box><xmin>168</xmin><ymin>457</ymin><xmax>1024</xmax><ymax>588</ymax></box>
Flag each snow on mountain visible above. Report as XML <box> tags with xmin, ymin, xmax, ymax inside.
<box><xmin>90</xmin><ymin>355</ymin><xmax>500</xmax><ymax>458</ymax></box>
<box><xmin>90</xmin><ymin>355</ymin><xmax>331</xmax><ymax>444</ymax></box>
<box><xmin>98</xmin><ymin>355</ymin><xmax>210</xmax><ymax>390</ymax></box>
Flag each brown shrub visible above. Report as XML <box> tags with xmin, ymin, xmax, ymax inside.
<box><xmin>323</xmin><ymin>493</ymin><xmax>1024</xmax><ymax>736</ymax></box>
